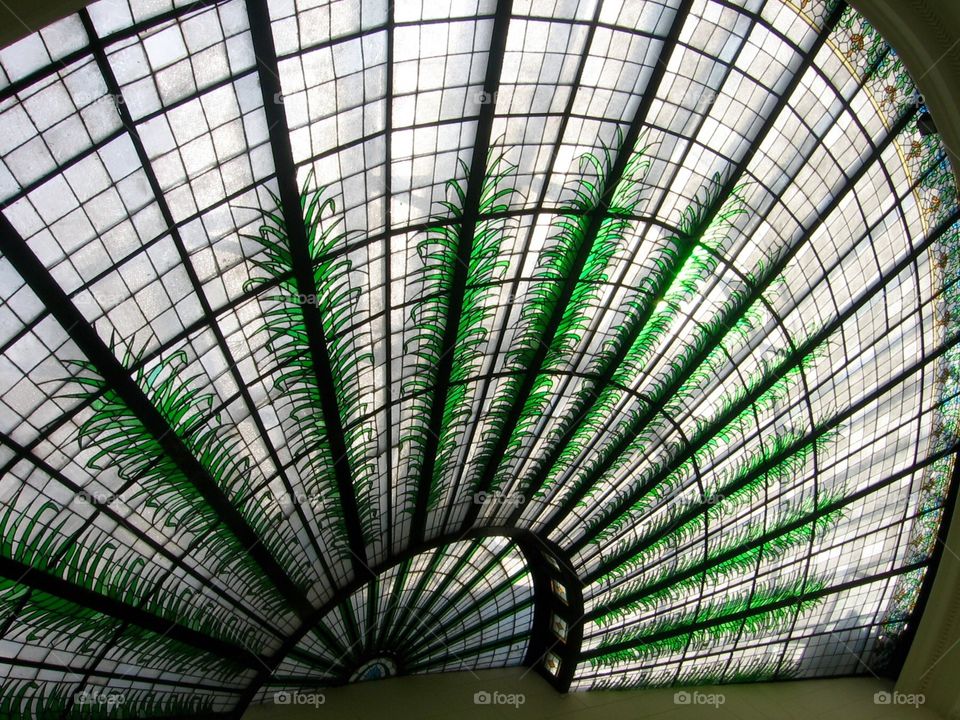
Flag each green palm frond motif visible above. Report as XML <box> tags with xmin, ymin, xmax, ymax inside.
<box><xmin>432</xmin><ymin>147</ymin><xmax>522</xmax><ymax>508</ymax></box>
<box><xmin>589</xmin><ymin>577</ymin><xmax>825</xmax><ymax>670</ymax></box>
<box><xmin>0</xmin><ymin>577</ymin><xmax>248</xmax><ymax>697</ymax></box>
<box><xmin>0</xmin><ymin>681</ymin><xmax>71</xmax><ymax>720</ymax></box>
<box><xmin>483</xmin><ymin>131</ymin><xmax>654</xmax><ymax>497</ymax></box>
<box><xmin>399</xmin><ymin>146</ymin><xmax>523</xmax><ymax>512</ymax></box>
<box><xmin>599</xmin><ymin>575</ymin><xmax>823</xmax><ymax>648</ymax></box>
<box><xmin>595</xmin><ymin>499</ymin><xmax>844</xmax><ymax>618</ymax></box>
<box><xmin>566</xmin><ymin>338</ymin><xmax>830</xmax><ymax>551</ymax></box>
<box><xmin>242</xmin><ymin>174</ymin><xmax>379</xmax><ymax>547</ymax></box>
<box><xmin>536</xmin><ymin>173</ymin><xmax>748</xmax><ymax>501</ymax></box>
<box><xmin>587</xmin><ymin>655</ymin><xmax>791</xmax><ymax>690</ymax></box>
<box><xmin>0</xmin><ymin>490</ymin><xmax>274</xmax><ymax>651</ymax></box>
<box><xmin>113</xmin><ymin>623</ymin><xmax>251</xmax><ymax>684</ymax></box>
<box><xmin>1</xmin><ymin>0</ymin><xmax>958</xmax><ymax>712</ymax></box>
<box><xmin>61</xmin><ymin>340</ymin><xmax>295</xmax><ymax>617</ymax></box>
<box><xmin>1</xmin><ymin>578</ymin><xmax>118</xmax><ymax>655</ymax></box>
<box><xmin>396</xmin><ymin>160</ymin><xmax>471</xmax><ymax>514</ymax></box>
<box><xmin>24</xmin><ymin>133</ymin><xmax>857</xmax><ymax>705</ymax></box>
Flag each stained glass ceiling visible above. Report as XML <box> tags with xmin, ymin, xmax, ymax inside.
<box><xmin>0</xmin><ymin>0</ymin><xmax>959</xmax><ymax>716</ymax></box>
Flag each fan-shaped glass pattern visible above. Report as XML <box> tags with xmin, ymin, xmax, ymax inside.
<box><xmin>0</xmin><ymin>0</ymin><xmax>958</xmax><ymax>715</ymax></box>
<box><xmin>263</xmin><ymin>535</ymin><xmax>534</xmax><ymax>698</ymax></box>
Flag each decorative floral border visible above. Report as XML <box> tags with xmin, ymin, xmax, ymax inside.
<box><xmin>805</xmin><ymin>0</ymin><xmax>960</xmax><ymax>671</ymax></box>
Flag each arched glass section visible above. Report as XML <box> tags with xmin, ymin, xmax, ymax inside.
<box><xmin>0</xmin><ymin>0</ymin><xmax>957</xmax><ymax>715</ymax></box>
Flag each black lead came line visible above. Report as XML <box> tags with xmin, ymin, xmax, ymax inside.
<box><xmin>0</xmin><ymin>428</ymin><xmax>287</xmax><ymax>642</ymax></box>
<box><xmin>0</xmin><ymin>554</ymin><xmax>268</xmax><ymax>670</ymax></box>
<box><xmin>460</xmin><ymin>0</ymin><xmax>700</xmax><ymax>535</ymax></box>
<box><xmin>578</xmin><ymin>559</ymin><xmax>929</xmax><ymax>661</ymax></box>
<box><xmin>75</xmin><ymin>9</ymin><xmax>339</xmax><ymax>596</ymax></box>
<box><xmin>436</xmin><ymin>0</ymin><xmax>607</xmax><ymax>535</ymax></box>
<box><xmin>232</xmin><ymin>526</ymin><xmax>578</xmax><ymax>715</ymax></box>
<box><xmin>584</xmin><ymin>438</ymin><xmax>960</xmax><ymax>621</ymax></box>
<box><xmin>0</xmin><ymin>214</ymin><xmax>314</xmax><ymax>619</ymax></box>
<box><xmin>567</xmin><ymin>204</ymin><xmax>960</xmax><ymax>566</ymax></box>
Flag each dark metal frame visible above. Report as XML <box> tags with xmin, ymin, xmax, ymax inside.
<box><xmin>230</xmin><ymin>525</ymin><xmax>582</xmax><ymax>715</ymax></box>
<box><xmin>0</xmin><ymin>0</ymin><xmax>956</xmax><ymax>715</ymax></box>
<box><xmin>409</xmin><ymin>0</ymin><xmax>516</xmax><ymax>544</ymax></box>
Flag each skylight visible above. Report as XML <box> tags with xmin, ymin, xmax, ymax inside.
<box><xmin>0</xmin><ymin>0</ymin><xmax>958</xmax><ymax>715</ymax></box>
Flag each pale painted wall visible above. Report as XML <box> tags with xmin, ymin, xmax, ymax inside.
<box><xmin>240</xmin><ymin>668</ymin><xmax>940</xmax><ymax>720</ymax></box>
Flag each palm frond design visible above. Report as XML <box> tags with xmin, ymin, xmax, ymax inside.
<box><xmin>433</xmin><ymin>148</ymin><xmax>522</xmax><ymax>508</ymax></box>
<box><xmin>0</xmin><ymin>500</ymin><xmax>70</xmax><ymax>570</ymax></box>
<box><xmin>62</xmin><ymin>340</ymin><xmax>293</xmax><ymax>616</ymax></box>
<box><xmin>396</xmin><ymin>161</ymin><xmax>470</xmax><ymax>515</ymax></box>
<box><xmin>594</xmin><ymin>500</ymin><xmax>844</xmax><ymax>622</ymax></box>
<box><xmin>0</xmin><ymin>681</ymin><xmax>71</xmax><ymax>720</ymax></box>
<box><xmin>485</xmin><ymin>132</ymin><xmax>653</xmax><ymax>496</ymax></box>
<box><xmin>112</xmin><ymin>623</ymin><xmax>251</xmax><ymax>684</ymax></box>
<box><xmin>537</xmin><ymin>173</ymin><xmax>747</xmax><ymax>500</ymax></box>
<box><xmin>399</xmin><ymin>147</ymin><xmax>523</xmax><ymax>513</ymax></box>
<box><xmin>1</xmin><ymin>578</ymin><xmax>118</xmax><ymax>655</ymax></box>
<box><xmin>591</xmin><ymin>425</ymin><xmax>839</xmax><ymax>550</ymax></box>
<box><xmin>0</xmin><ymin>498</ymin><xmax>275</xmax><ymax>650</ymax></box>
<box><xmin>587</xmin><ymin>655</ymin><xmax>791</xmax><ymax>689</ymax></box>
<box><xmin>242</xmin><ymin>175</ymin><xmax>378</xmax><ymax>549</ymax></box>
<box><xmin>589</xmin><ymin>576</ymin><xmax>825</xmax><ymax>670</ymax></box>
<box><xmin>1</xmin><ymin>578</ymin><xmax>246</xmax><ymax>702</ymax></box>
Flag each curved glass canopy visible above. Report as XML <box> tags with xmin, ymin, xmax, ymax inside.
<box><xmin>0</xmin><ymin>0</ymin><xmax>959</xmax><ymax>715</ymax></box>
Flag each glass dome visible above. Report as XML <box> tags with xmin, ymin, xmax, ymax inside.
<box><xmin>0</xmin><ymin>0</ymin><xmax>958</xmax><ymax>715</ymax></box>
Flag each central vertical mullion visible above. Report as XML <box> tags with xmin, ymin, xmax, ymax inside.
<box><xmin>410</xmin><ymin>0</ymin><xmax>516</xmax><ymax>544</ymax></box>
<box><xmin>246</xmin><ymin>0</ymin><xmax>371</xmax><ymax>578</ymax></box>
